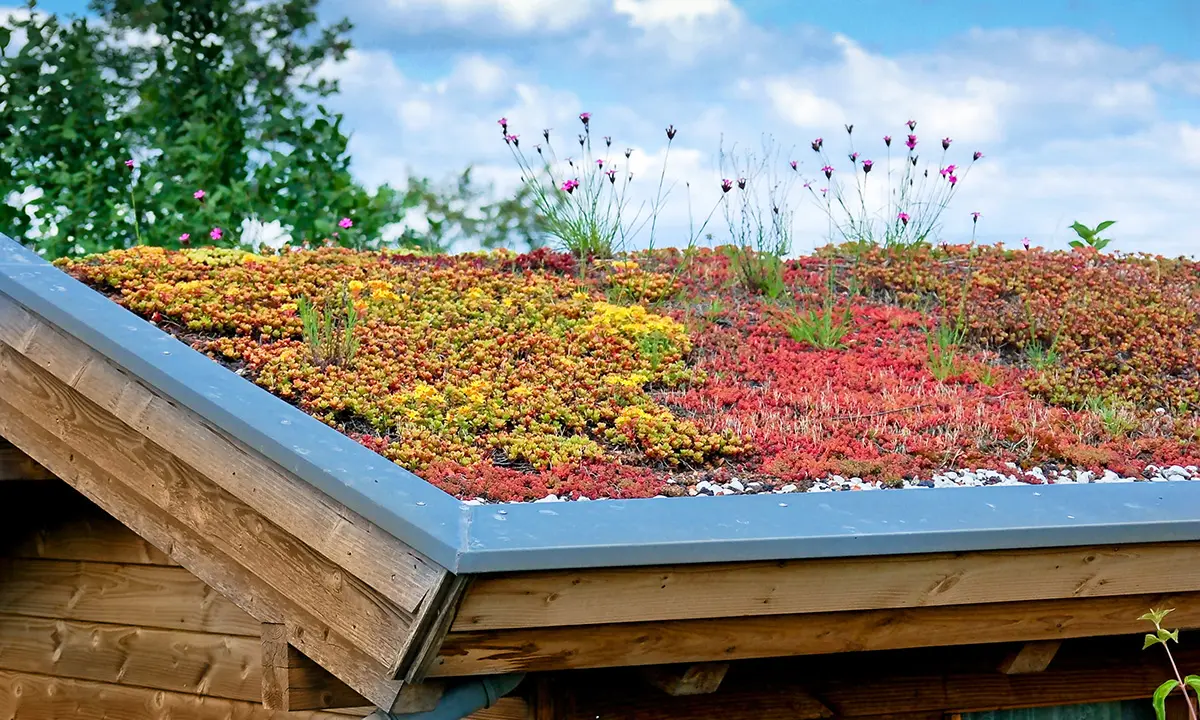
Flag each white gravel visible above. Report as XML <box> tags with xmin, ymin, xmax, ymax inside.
<box><xmin>482</xmin><ymin>463</ymin><xmax>1200</xmax><ymax>504</ymax></box>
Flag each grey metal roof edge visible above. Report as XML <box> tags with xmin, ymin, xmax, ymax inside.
<box><xmin>0</xmin><ymin>234</ymin><xmax>466</xmax><ymax>570</ymax></box>
<box><xmin>5</xmin><ymin>234</ymin><xmax>1200</xmax><ymax>577</ymax></box>
<box><xmin>456</xmin><ymin>481</ymin><xmax>1200</xmax><ymax>573</ymax></box>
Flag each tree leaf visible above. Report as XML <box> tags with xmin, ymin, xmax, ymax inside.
<box><xmin>1095</xmin><ymin>220</ymin><xmax>1117</xmax><ymax>232</ymax></box>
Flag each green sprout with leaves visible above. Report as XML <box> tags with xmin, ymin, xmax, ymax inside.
<box><xmin>296</xmin><ymin>285</ymin><xmax>360</xmax><ymax>367</ymax></box>
<box><xmin>1141</xmin><ymin>608</ymin><xmax>1200</xmax><ymax>720</ymax></box>
<box><xmin>1069</xmin><ymin>220</ymin><xmax>1117</xmax><ymax>251</ymax></box>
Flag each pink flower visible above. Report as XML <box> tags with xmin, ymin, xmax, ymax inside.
<box><xmin>579</xmin><ymin>112</ymin><xmax>591</xmax><ymax>125</ymax></box>
<box><xmin>561</xmin><ymin>179</ymin><xmax>579</xmax><ymax>193</ymax></box>
<box><xmin>179</xmin><ymin>233</ymin><xmax>190</xmax><ymax>244</ymax></box>
<box><xmin>124</xmin><ymin>159</ymin><xmax>134</xmax><ymax>168</ymax></box>
<box><xmin>721</xmin><ymin>179</ymin><xmax>734</xmax><ymax>193</ymax></box>
<box><xmin>906</xmin><ymin>119</ymin><xmax>917</xmax><ymax>131</ymax></box>
<box><xmin>861</xmin><ymin>159</ymin><xmax>874</xmax><ymax>173</ymax></box>
<box><xmin>210</xmin><ymin>227</ymin><xmax>223</xmax><ymax>241</ymax></box>
<box><xmin>803</xmin><ymin>181</ymin><xmax>813</xmax><ymax>189</ymax></box>
<box><xmin>821</xmin><ymin>165</ymin><xmax>834</xmax><ymax>179</ymax></box>
<box><xmin>504</xmin><ymin>134</ymin><xmax>519</xmax><ymax>146</ymax></box>
<box><xmin>605</xmin><ymin>169</ymin><xmax>617</xmax><ymax>183</ymax></box>
<box><xmin>948</xmin><ymin>175</ymin><xmax>958</xmax><ymax>186</ymax></box>
<box><xmin>897</xmin><ymin>212</ymin><xmax>910</xmax><ymax>225</ymax></box>
<box><xmin>849</xmin><ymin>152</ymin><xmax>859</xmax><ymax>162</ymax></box>
<box><xmin>811</xmin><ymin>137</ymin><xmax>823</xmax><ymax>152</ymax></box>
<box><xmin>194</xmin><ymin>189</ymin><xmax>206</xmax><ymax>200</ymax></box>
<box><xmin>1021</xmin><ymin>237</ymin><xmax>1030</xmax><ymax>250</ymax></box>
<box><xmin>941</xmin><ymin>164</ymin><xmax>957</xmax><ymax>176</ymax></box>
<box><xmin>596</xmin><ymin>158</ymin><xmax>604</xmax><ymax>168</ymax></box>
<box><xmin>498</xmin><ymin>117</ymin><xmax>508</xmax><ymax>132</ymax></box>
<box><xmin>971</xmin><ymin>211</ymin><xmax>981</xmax><ymax>222</ymax></box>
<box><xmin>973</xmin><ymin>151</ymin><xmax>984</xmax><ymax>161</ymax></box>
<box><xmin>789</xmin><ymin>160</ymin><xmax>798</xmax><ymax>170</ymax></box>
<box><xmin>942</xmin><ymin>137</ymin><xmax>952</xmax><ymax>150</ymax></box>
<box><xmin>820</xmin><ymin>187</ymin><xmax>828</xmax><ymax>196</ymax></box>
<box><xmin>339</xmin><ymin>217</ymin><xmax>353</xmax><ymax>229</ymax></box>
<box><xmin>883</xmin><ymin>135</ymin><xmax>892</xmax><ymax>146</ymax></box>
<box><xmin>905</xmin><ymin>134</ymin><xmax>918</xmax><ymax>151</ymax></box>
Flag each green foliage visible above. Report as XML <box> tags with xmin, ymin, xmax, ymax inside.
<box><xmin>1084</xmin><ymin>396</ymin><xmax>1139</xmax><ymax>438</ymax></box>
<box><xmin>1</xmin><ymin>0</ymin><xmax>538</xmax><ymax>257</ymax></box>
<box><xmin>723</xmin><ymin>246</ymin><xmax>787</xmax><ymax>299</ymax></box>
<box><xmin>296</xmin><ymin>286</ymin><xmax>359</xmax><ymax>367</ymax></box>
<box><xmin>784</xmin><ymin>263</ymin><xmax>853</xmax><ymax>350</ymax></box>
<box><xmin>1141</xmin><ymin>609</ymin><xmax>1200</xmax><ymax>720</ymax></box>
<box><xmin>1069</xmin><ymin>220</ymin><xmax>1116</xmax><ymax>251</ymax></box>
<box><xmin>720</xmin><ymin>137</ymin><xmax>796</xmax><ymax>297</ymax></box>
<box><xmin>925</xmin><ymin>320</ymin><xmax>966</xmax><ymax>381</ymax></box>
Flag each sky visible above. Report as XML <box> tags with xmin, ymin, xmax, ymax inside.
<box><xmin>12</xmin><ymin>0</ymin><xmax>1200</xmax><ymax>256</ymax></box>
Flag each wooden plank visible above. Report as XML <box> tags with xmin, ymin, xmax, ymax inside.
<box><xmin>261</xmin><ymin>622</ymin><xmax>370</xmax><ymax>711</ymax></box>
<box><xmin>0</xmin><ymin>669</ymin><xmax>360</xmax><ymax>719</ymax></box>
<box><xmin>0</xmin><ymin>392</ymin><xmax>406</xmax><ymax>708</ymax></box>
<box><xmin>471</xmin><ymin>697</ymin><xmax>533</xmax><ymax>720</ymax></box>
<box><xmin>641</xmin><ymin>663</ymin><xmax>731</xmax><ymax>696</ymax></box>
<box><xmin>0</xmin><ymin>292</ymin><xmax>445</xmax><ymax>617</ymax></box>
<box><xmin>0</xmin><ymin>446</ymin><xmax>53</xmax><ymax>480</ymax></box>
<box><xmin>390</xmin><ymin>680</ymin><xmax>447</xmax><ymax>714</ymax></box>
<box><xmin>0</xmin><ymin>612</ymin><xmax>261</xmax><ymax>701</ymax></box>
<box><xmin>432</xmin><ymin>592</ymin><xmax>1200</xmax><ymax>676</ymax></box>
<box><xmin>0</xmin><ymin>558</ymin><xmax>258</xmax><ymax>636</ymax></box>
<box><xmin>0</xmin><ymin>345</ymin><xmax>415</xmax><ymax>673</ymax></box>
<box><xmin>453</xmin><ymin>543</ymin><xmax>1200</xmax><ymax>631</ymax></box>
<box><xmin>998</xmin><ymin>640</ymin><xmax>1062</xmax><ymax>675</ymax></box>
<box><xmin>1</xmin><ymin>484</ymin><xmax>177</xmax><ymax>565</ymax></box>
<box><xmin>405</xmin><ymin>574</ymin><xmax>472</xmax><ymax>684</ymax></box>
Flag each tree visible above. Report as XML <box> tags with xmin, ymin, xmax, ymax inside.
<box><xmin>0</xmin><ymin>0</ymin><xmax>540</xmax><ymax>257</ymax></box>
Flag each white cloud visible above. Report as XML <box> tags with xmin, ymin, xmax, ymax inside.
<box><xmin>373</xmin><ymin>0</ymin><xmax>600</xmax><ymax>34</ymax></box>
<box><xmin>323</xmin><ymin>9</ymin><xmax>1200</xmax><ymax>257</ymax></box>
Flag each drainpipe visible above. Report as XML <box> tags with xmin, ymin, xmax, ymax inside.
<box><xmin>367</xmin><ymin>674</ymin><xmax>526</xmax><ymax>720</ymax></box>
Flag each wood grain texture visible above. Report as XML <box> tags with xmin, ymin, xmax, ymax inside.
<box><xmin>0</xmin><ymin>612</ymin><xmax>260</xmax><ymax>701</ymax></box>
<box><xmin>0</xmin><ymin>446</ymin><xmax>52</xmax><ymax>480</ymax></box>
<box><xmin>1</xmin><ymin>483</ymin><xmax>177</xmax><ymax>566</ymax></box>
<box><xmin>0</xmin><ymin>558</ymin><xmax>258</xmax><ymax>636</ymax></box>
<box><xmin>0</xmin><ymin>342</ymin><xmax>413</xmax><ymax>670</ymax></box>
<box><xmin>0</xmin><ymin>669</ymin><xmax>361</xmax><ymax>720</ymax></box>
<box><xmin>261</xmin><ymin>623</ymin><xmax>370</xmax><ymax>711</ymax></box>
<box><xmin>641</xmin><ymin>663</ymin><xmax>730</xmax><ymax>696</ymax></box>
<box><xmin>998</xmin><ymin>640</ymin><xmax>1062</xmax><ymax>675</ymax></box>
<box><xmin>0</xmin><ymin>391</ymin><xmax>406</xmax><ymax>708</ymax></box>
<box><xmin>0</xmin><ymin>292</ymin><xmax>444</xmax><ymax>617</ymax></box>
<box><xmin>453</xmin><ymin>543</ymin><xmax>1200</xmax><ymax>631</ymax></box>
<box><xmin>433</xmin><ymin>592</ymin><xmax>1200</xmax><ymax>676</ymax></box>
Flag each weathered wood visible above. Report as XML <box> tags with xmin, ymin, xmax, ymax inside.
<box><xmin>641</xmin><ymin>663</ymin><xmax>730</xmax><ymax>696</ymax></box>
<box><xmin>0</xmin><ymin>342</ymin><xmax>414</xmax><ymax>671</ymax></box>
<box><xmin>0</xmin><ymin>391</ymin><xmax>406</xmax><ymax>708</ymax></box>
<box><xmin>0</xmin><ymin>669</ymin><xmax>361</xmax><ymax>719</ymax></box>
<box><xmin>998</xmin><ymin>640</ymin><xmax>1062</xmax><ymax>675</ymax></box>
<box><xmin>432</xmin><ymin>592</ymin><xmax>1200</xmax><ymax>676</ymax></box>
<box><xmin>0</xmin><ymin>446</ymin><xmax>52</xmax><ymax>480</ymax></box>
<box><xmin>1</xmin><ymin>484</ymin><xmax>177</xmax><ymax>565</ymax></box>
<box><xmin>454</xmin><ymin>543</ymin><xmax>1200</xmax><ymax>631</ymax></box>
<box><xmin>472</xmin><ymin>697</ymin><xmax>533</xmax><ymax>720</ymax></box>
<box><xmin>261</xmin><ymin>622</ymin><xmax>370</xmax><ymax>711</ymax></box>
<box><xmin>405</xmin><ymin>574</ymin><xmax>472</xmax><ymax>684</ymax></box>
<box><xmin>0</xmin><ymin>557</ymin><xmax>258</xmax><ymax>635</ymax></box>
<box><xmin>0</xmin><ymin>292</ymin><xmax>445</xmax><ymax>617</ymax></box>
<box><xmin>0</xmin><ymin>612</ymin><xmax>261</xmax><ymax>701</ymax></box>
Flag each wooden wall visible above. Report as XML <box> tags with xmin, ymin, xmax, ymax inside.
<box><xmin>0</xmin><ymin>464</ymin><xmax>526</xmax><ymax>719</ymax></box>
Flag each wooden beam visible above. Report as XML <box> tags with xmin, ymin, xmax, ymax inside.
<box><xmin>0</xmin><ymin>341</ymin><xmax>413</xmax><ymax>670</ymax></box>
<box><xmin>1</xmin><ymin>483</ymin><xmax>177</xmax><ymax>565</ymax></box>
<box><xmin>0</xmin><ymin>291</ymin><xmax>445</xmax><ymax>619</ymax></box>
<box><xmin>998</xmin><ymin>640</ymin><xmax>1062</xmax><ymax>675</ymax></box>
<box><xmin>0</xmin><ymin>669</ymin><xmax>363</xmax><ymax>720</ymax></box>
<box><xmin>0</xmin><ymin>558</ymin><xmax>258</xmax><ymax>636</ymax></box>
<box><xmin>641</xmin><ymin>663</ymin><xmax>731</xmax><ymax>696</ymax></box>
<box><xmin>0</xmin><ymin>612</ymin><xmax>261</xmax><ymax>702</ymax></box>
<box><xmin>0</xmin><ymin>446</ymin><xmax>52</xmax><ymax>480</ymax></box>
<box><xmin>390</xmin><ymin>680</ymin><xmax>447</xmax><ymax>714</ymax></box>
<box><xmin>261</xmin><ymin>622</ymin><xmax>370</xmax><ymax>711</ymax></box>
<box><xmin>432</xmin><ymin>592</ymin><xmax>1200</xmax><ymax>676</ymax></box>
<box><xmin>453</xmin><ymin>543</ymin><xmax>1200</xmax><ymax>632</ymax></box>
<box><xmin>0</xmin><ymin>390</ymin><xmax>406</xmax><ymax>708</ymax></box>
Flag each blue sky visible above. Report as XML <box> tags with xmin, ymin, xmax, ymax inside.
<box><xmin>11</xmin><ymin>0</ymin><xmax>1200</xmax><ymax>255</ymax></box>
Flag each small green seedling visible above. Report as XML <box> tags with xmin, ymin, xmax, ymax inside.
<box><xmin>1140</xmin><ymin>608</ymin><xmax>1200</xmax><ymax>720</ymax></box>
<box><xmin>1069</xmin><ymin>220</ymin><xmax>1116</xmax><ymax>251</ymax></box>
